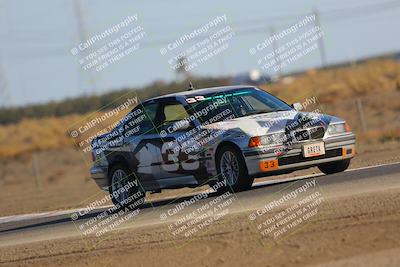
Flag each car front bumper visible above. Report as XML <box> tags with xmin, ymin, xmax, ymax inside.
<box><xmin>242</xmin><ymin>133</ymin><xmax>356</xmax><ymax>176</ymax></box>
<box><xmin>90</xmin><ymin>166</ymin><xmax>109</xmax><ymax>191</ymax></box>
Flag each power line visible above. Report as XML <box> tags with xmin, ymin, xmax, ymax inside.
<box><xmin>118</xmin><ymin>0</ymin><xmax>400</xmax><ymax>49</ymax></box>
<box><xmin>226</xmin><ymin>1</ymin><xmax>400</xmax><ymax>37</ymax></box>
<box><xmin>227</xmin><ymin>0</ymin><xmax>400</xmax><ymax>29</ymax></box>
<box><xmin>1</xmin><ymin>0</ymin><xmax>400</xmax><ymax>58</ymax></box>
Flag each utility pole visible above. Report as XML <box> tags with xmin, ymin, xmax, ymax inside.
<box><xmin>0</xmin><ymin>1</ymin><xmax>12</xmax><ymax>108</ymax></box>
<box><xmin>270</xmin><ymin>26</ymin><xmax>282</xmax><ymax>77</ymax></box>
<box><xmin>0</xmin><ymin>57</ymin><xmax>10</xmax><ymax>107</ymax></box>
<box><xmin>73</xmin><ymin>0</ymin><xmax>96</xmax><ymax>93</ymax></box>
<box><xmin>313</xmin><ymin>8</ymin><xmax>328</xmax><ymax>68</ymax></box>
<box><xmin>176</xmin><ymin>56</ymin><xmax>190</xmax><ymax>81</ymax></box>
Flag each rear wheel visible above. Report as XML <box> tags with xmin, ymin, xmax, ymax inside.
<box><xmin>318</xmin><ymin>159</ymin><xmax>350</xmax><ymax>175</ymax></box>
<box><xmin>215</xmin><ymin>145</ymin><xmax>253</xmax><ymax>192</ymax></box>
<box><xmin>108</xmin><ymin>164</ymin><xmax>145</xmax><ymax>210</ymax></box>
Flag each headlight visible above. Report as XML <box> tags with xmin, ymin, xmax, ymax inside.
<box><xmin>249</xmin><ymin>132</ymin><xmax>287</xmax><ymax>147</ymax></box>
<box><xmin>327</xmin><ymin>123</ymin><xmax>351</xmax><ymax>135</ymax></box>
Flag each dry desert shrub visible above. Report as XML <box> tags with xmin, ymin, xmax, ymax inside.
<box><xmin>263</xmin><ymin>59</ymin><xmax>400</xmax><ymax>103</ymax></box>
<box><xmin>1</xmin><ymin>59</ymin><xmax>399</xmax><ymax>158</ymax></box>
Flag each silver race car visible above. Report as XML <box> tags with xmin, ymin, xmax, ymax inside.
<box><xmin>90</xmin><ymin>86</ymin><xmax>355</xmax><ymax>208</ymax></box>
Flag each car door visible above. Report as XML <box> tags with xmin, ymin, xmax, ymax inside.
<box><xmin>122</xmin><ymin>100</ymin><xmax>163</xmax><ymax>188</ymax></box>
<box><xmin>157</xmin><ymin>98</ymin><xmax>206</xmax><ymax>184</ymax></box>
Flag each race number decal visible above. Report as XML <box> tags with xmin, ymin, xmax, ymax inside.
<box><xmin>161</xmin><ymin>141</ymin><xmax>180</xmax><ymax>172</ymax></box>
<box><xmin>161</xmin><ymin>141</ymin><xmax>199</xmax><ymax>172</ymax></box>
<box><xmin>185</xmin><ymin>96</ymin><xmax>205</xmax><ymax>103</ymax></box>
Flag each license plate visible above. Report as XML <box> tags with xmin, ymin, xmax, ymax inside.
<box><xmin>303</xmin><ymin>142</ymin><xmax>325</xmax><ymax>158</ymax></box>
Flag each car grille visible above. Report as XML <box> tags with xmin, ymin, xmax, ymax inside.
<box><xmin>310</xmin><ymin>126</ymin><xmax>325</xmax><ymax>139</ymax></box>
<box><xmin>291</xmin><ymin>126</ymin><xmax>325</xmax><ymax>142</ymax></box>
<box><xmin>293</xmin><ymin>129</ymin><xmax>309</xmax><ymax>141</ymax></box>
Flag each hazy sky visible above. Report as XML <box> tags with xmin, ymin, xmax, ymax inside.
<box><xmin>1</xmin><ymin>0</ymin><xmax>400</xmax><ymax>106</ymax></box>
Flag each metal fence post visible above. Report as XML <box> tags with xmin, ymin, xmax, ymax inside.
<box><xmin>356</xmin><ymin>98</ymin><xmax>368</xmax><ymax>132</ymax></box>
<box><xmin>32</xmin><ymin>153</ymin><xmax>42</xmax><ymax>192</ymax></box>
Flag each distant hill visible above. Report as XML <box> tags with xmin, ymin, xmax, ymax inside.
<box><xmin>0</xmin><ymin>77</ymin><xmax>230</xmax><ymax>125</ymax></box>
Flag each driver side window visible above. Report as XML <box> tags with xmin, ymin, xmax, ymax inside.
<box><xmin>124</xmin><ymin>101</ymin><xmax>159</xmax><ymax>137</ymax></box>
<box><xmin>161</xmin><ymin>102</ymin><xmax>192</xmax><ymax>132</ymax></box>
<box><xmin>164</xmin><ymin>104</ymin><xmax>189</xmax><ymax>121</ymax></box>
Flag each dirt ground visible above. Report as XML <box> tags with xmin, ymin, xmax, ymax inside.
<box><xmin>0</xmin><ymin>174</ymin><xmax>399</xmax><ymax>267</ymax></box>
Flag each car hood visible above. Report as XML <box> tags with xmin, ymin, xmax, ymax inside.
<box><xmin>202</xmin><ymin>110</ymin><xmax>343</xmax><ymax>137</ymax></box>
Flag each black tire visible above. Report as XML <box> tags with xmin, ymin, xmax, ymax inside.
<box><xmin>215</xmin><ymin>145</ymin><xmax>254</xmax><ymax>192</ymax></box>
<box><xmin>318</xmin><ymin>159</ymin><xmax>351</xmax><ymax>175</ymax></box>
<box><xmin>108</xmin><ymin>164</ymin><xmax>145</xmax><ymax>210</ymax></box>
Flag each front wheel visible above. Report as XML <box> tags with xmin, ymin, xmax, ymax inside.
<box><xmin>318</xmin><ymin>159</ymin><xmax>351</xmax><ymax>175</ymax></box>
<box><xmin>216</xmin><ymin>145</ymin><xmax>254</xmax><ymax>192</ymax></box>
<box><xmin>108</xmin><ymin>164</ymin><xmax>145</xmax><ymax>210</ymax></box>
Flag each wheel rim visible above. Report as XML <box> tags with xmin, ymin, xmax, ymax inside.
<box><xmin>111</xmin><ymin>169</ymin><xmax>130</xmax><ymax>203</ymax></box>
<box><xmin>220</xmin><ymin>151</ymin><xmax>239</xmax><ymax>186</ymax></box>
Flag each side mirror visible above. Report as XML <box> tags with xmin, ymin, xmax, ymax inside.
<box><xmin>291</xmin><ymin>102</ymin><xmax>303</xmax><ymax>111</ymax></box>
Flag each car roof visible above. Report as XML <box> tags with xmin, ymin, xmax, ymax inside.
<box><xmin>146</xmin><ymin>85</ymin><xmax>257</xmax><ymax>102</ymax></box>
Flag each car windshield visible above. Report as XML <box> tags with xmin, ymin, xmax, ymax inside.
<box><xmin>186</xmin><ymin>88</ymin><xmax>291</xmax><ymax>124</ymax></box>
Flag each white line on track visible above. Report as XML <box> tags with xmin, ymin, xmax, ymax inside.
<box><xmin>1</xmin><ymin>162</ymin><xmax>399</xmax><ymax>225</ymax></box>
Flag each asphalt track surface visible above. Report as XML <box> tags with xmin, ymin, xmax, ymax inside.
<box><xmin>0</xmin><ymin>162</ymin><xmax>399</xmax><ymax>247</ymax></box>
